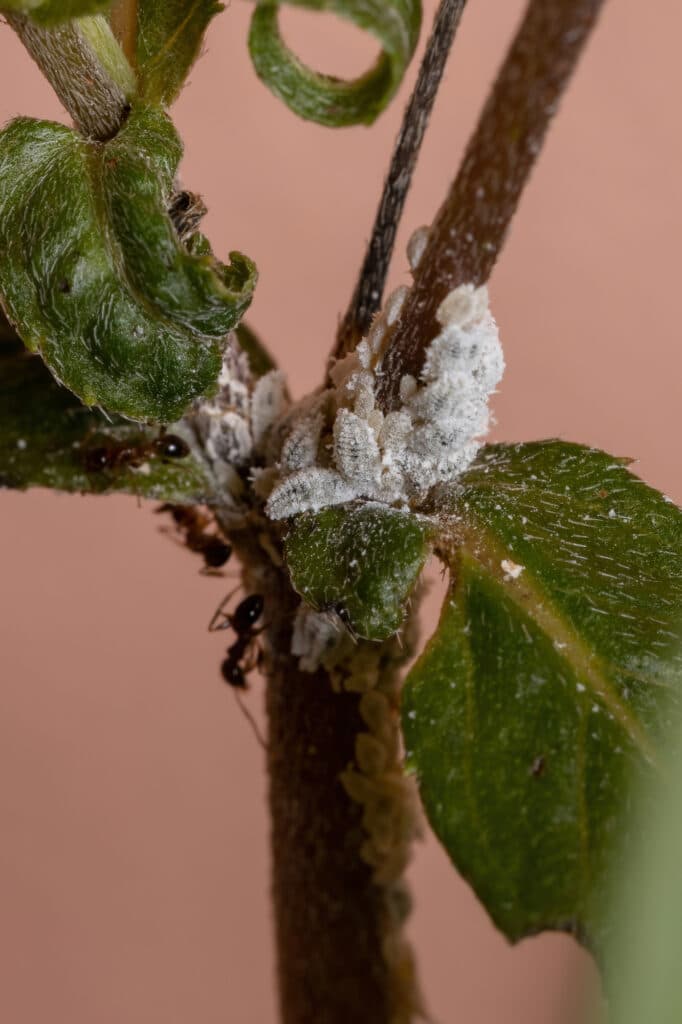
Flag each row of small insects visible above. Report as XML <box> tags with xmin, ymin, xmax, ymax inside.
<box><xmin>82</xmin><ymin>430</ymin><xmax>264</xmax><ymax>692</ymax></box>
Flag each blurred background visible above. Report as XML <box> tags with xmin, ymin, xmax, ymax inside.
<box><xmin>0</xmin><ymin>0</ymin><xmax>678</xmax><ymax>1020</ymax></box>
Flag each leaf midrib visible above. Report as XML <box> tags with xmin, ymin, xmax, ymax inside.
<box><xmin>460</xmin><ymin>523</ymin><xmax>656</xmax><ymax>765</ymax></box>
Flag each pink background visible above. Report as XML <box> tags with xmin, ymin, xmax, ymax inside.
<box><xmin>0</xmin><ymin>0</ymin><xmax>678</xmax><ymax>1020</ymax></box>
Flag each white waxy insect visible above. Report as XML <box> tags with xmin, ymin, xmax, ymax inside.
<box><xmin>407</xmin><ymin>226</ymin><xmax>429</xmax><ymax>271</ymax></box>
<box><xmin>334</xmin><ymin>409</ymin><xmax>382</xmax><ymax>489</ymax></box>
<box><xmin>205</xmin><ymin>410</ymin><xmax>253</xmax><ymax>468</ymax></box>
<box><xmin>266</xmin><ymin>467</ymin><xmax>356</xmax><ymax>520</ymax></box>
<box><xmin>291</xmin><ymin>605</ymin><xmax>345</xmax><ymax>672</ymax></box>
<box><xmin>280</xmin><ymin>412</ymin><xmax>324</xmax><ymax>472</ymax></box>
<box><xmin>436</xmin><ymin>282</ymin><xmax>489</xmax><ymax>329</ymax></box>
<box><xmin>251</xmin><ymin>370</ymin><xmax>288</xmax><ymax>451</ymax></box>
<box><xmin>384</xmin><ymin>286</ymin><xmax>409</xmax><ymax>327</ymax></box>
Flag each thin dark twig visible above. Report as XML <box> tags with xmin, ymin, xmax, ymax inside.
<box><xmin>333</xmin><ymin>0</ymin><xmax>469</xmax><ymax>362</ymax></box>
<box><xmin>377</xmin><ymin>0</ymin><xmax>607</xmax><ymax>411</ymax></box>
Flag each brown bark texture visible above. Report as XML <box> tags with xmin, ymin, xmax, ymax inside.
<box><xmin>264</xmin><ymin>576</ymin><xmax>395</xmax><ymax>1024</ymax></box>
<box><xmin>377</xmin><ymin>0</ymin><xmax>606</xmax><ymax>411</ymax></box>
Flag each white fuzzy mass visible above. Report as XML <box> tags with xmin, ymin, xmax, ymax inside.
<box><xmin>265</xmin><ymin>282</ymin><xmax>504</xmax><ymax>520</ymax></box>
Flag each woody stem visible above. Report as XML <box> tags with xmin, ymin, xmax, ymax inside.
<box><xmin>376</xmin><ymin>0</ymin><xmax>606</xmax><ymax>412</ymax></box>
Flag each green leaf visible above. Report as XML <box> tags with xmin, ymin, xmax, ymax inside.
<box><xmin>403</xmin><ymin>441</ymin><xmax>682</xmax><ymax>947</ymax></box>
<box><xmin>248</xmin><ymin>0</ymin><xmax>422</xmax><ymax>127</ymax></box>
<box><xmin>136</xmin><ymin>0</ymin><xmax>224</xmax><ymax>106</ymax></box>
<box><xmin>1</xmin><ymin>0</ymin><xmax>111</xmax><ymax>25</ymax></box>
<box><xmin>285</xmin><ymin>502</ymin><xmax>431</xmax><ymax>640</ymax></box>
<box><xmin>0</xmin><ymin>345</ymin><xmax>212</xmax><ymax>500</ymax></box>
<box><xmin>0</xmin><ymin>104</ymin><xmax>256</xmax><ymax>422</ymax></box>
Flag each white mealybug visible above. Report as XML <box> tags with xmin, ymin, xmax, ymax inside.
<box><xmin>280</xmin><ymin>412</ymin><xmax>324</xmax><ymax>472</ymax></box>
<box><xmin>291</xmin><ymin>605</ymin><xmax>346</xmax><ymax>672</ymax></box>
<box><xmin>266</xmin><ymin>467</ymin><xmax>356</xmax><ymax>520</ymax></box>
<box><xmin>406</xmin><ymin>226</ymin><xmax>429</xmax><ymax>272</ymax></box>
<box><xmin>333</xmin><ymin>409</ymin><xmax>382</xmax><ymax>489</ymax></box>
<box><xmin>384</xmin><ymin>286</ymin><xmax>409</xmax><ymax>327</ymax></box>
<box><xmin>205</xmin><ymin>410</ymin><xmax>253</xmax><ymax>468</ymax></box>
<box><xmin>250</xmin><ymin>370</ymin><xmax>288</xmax><ymax>452</ymax></box>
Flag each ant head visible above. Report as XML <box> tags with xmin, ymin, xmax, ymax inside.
<box><xmin>84</xmin><ymin>446</ymin><xmax>111</xmax><ymax>472</ymax></box>
<box><xmin>154</xmin><ymin>434</ymin><xmax>190</xmax><ymax>460</ymax></box>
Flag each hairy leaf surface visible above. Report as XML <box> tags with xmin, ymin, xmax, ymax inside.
<box><xmin>403</xmin><ymin>441</ymin><xmax>682</xmax><ymax>946</ymax></box>
<box><xmin>285</xmin><ymin>503</ymin><xmax>431</xmax><ymax>640</ymax></box>
<box><xmin>0</xmin><ymin>105</ymin><xmax>256</xmax><ymax>422</ymax></box>
<box><xmin>136</xmin><ymin>0</ymin><xmax>224</xmax><ymax>106</ymax></box>
<box><xmin>0</xmin><ymin>345</ymin><xmax>212</xmax><ymax>500</ymax></box>
<box><xmin>248</xmin><ymin>0</ymin><xmax>422</xmax><ymax>127</ymax></box>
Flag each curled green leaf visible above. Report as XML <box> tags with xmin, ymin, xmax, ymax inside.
<box><xmin>285</xmin><ymin>502</ymin><xmax>431</xmax><ymax>640</ymax></box>
<box><xmin>403</xmin><ymin>441</ymin><xmax>682</xmax><ymax>948</ymax></box>
<box><xmin>135</xmin><ymin>0</ymin><xmax>224</xmax><ymax>107</ymax></box>
<box><xmin>0</xmin><ymin>105</ymin><xmax>256</xmax><ymax>422</ymax></box>
<box><xmin>248</xmin><ymin>0</ymin><xmax>422</xmax><ymax>127</ymax></box>
<box><xmin>0</xmin><ymin>346</ymin><xmax>212</xmax><ymax>500</ymax></box>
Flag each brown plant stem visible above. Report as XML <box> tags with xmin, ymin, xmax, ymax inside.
<box><xmin>334</xmin><ymin>0</ymin><xmax>468</xmax><ymax>362</ymax></box>
<box><xmin>267</xmin><ymin>654</ymin><xmax>392</xmax><ymax>1021</ymax></box>
<box><xmin>377</xmin><ymin>0</ymin><xmax>607</xmax><ymax>411</ymax></box>
<box><xmin>252</xmin><ymin>558</ymin><xmax>419</xmax><ymax>1024</ymax></box>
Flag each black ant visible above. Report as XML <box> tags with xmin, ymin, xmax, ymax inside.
<box><xmin>210</xmin><ymin>590</ymin><xmax>266</xmax><ymax>746</ymax></box>
<box><xmin>156</xmin><ymin>504</ymin><xmax>232</xmax><ymax>573</ymax></box>
<box><xmin>84</xmin><ymin>433</ymin><xmax>190</xmax><ymax>473</ymax></box>
<box><xmin>210</xmin><ymin>591</ymin><xmax>265</xmax><ymax>689</ymax></box>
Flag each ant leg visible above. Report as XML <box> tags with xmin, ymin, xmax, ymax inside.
<box><xmin>232</xmin><ymin>689</ymin><xmax>267</xmax><ymax>750</ymax></box>
<box><xmin>199</xmin><ymin>565</ymin><xmax>239</xmax><ymax>579</ymax></box>
<box><xmin>208</xmin><ymin>585</ymin><xmax>241</xmax><ymax>632</ymax></box>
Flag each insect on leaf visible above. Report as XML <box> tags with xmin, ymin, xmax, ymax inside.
<box><xmin>403</xmin><ymin>441</ymin><xmax>682</xmax><ymax>949</ymax></box>
<box><xmin>0</xmin><ymin>345</ymin><xmax>213</xmax><ymax>501</ymax></box>
<box><xmin>0</xmin><ymin>104</ymin><xmax>256</xmax><ymax>422</ymax></box>
<box><xmin>248</xmin><ymin>0</ymin><xmax>422</xmax><ymax>127</ymax></box>
<box><xmin>285</xmin><ymin>502</ymin><xmax>432</xmax><ymax>641</ymax></box>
